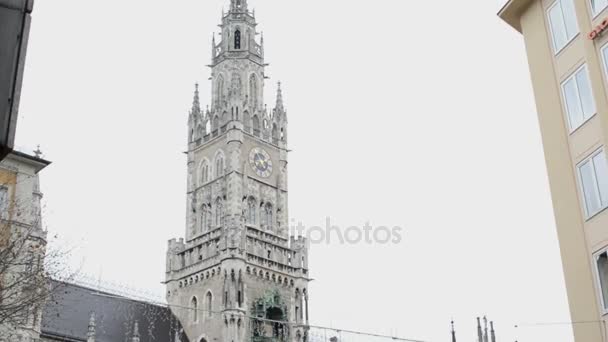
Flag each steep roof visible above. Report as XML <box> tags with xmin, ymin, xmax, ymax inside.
<box><xmin>41</xmin><ymin>280</ymin><xmax>189</xmax><ymax>342</ymax></box>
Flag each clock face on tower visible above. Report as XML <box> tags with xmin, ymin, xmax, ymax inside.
<box><xmin>249</xmin><ymin>147</ymin><xmax>273</xmax><ymax>178</ymax></box>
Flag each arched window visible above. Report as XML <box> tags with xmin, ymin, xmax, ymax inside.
<box><xmin>249</xmin><ymin>74</ymin><xmax>258</xmax><ymax>109</ymax></box>
<box><xmin>201</xmin><ymin>161</ymin><xmax>209</xmax><ymax>184</ymax></box>
<box><xmin>252</xmin><ymin>115</ymin><xmax>260</xmax><ymax>137</ymax></box>
<box><xmin>247</xmin><ymin>197</ymin><xmax>257</xmax><ymax>225</ymax></box>
<box><xmin>206</xmin><ymin>292</ymin><xmax>213</xmax><ymax>318</ymax></box>
<box><xmin>235</xmin><ymin>30</ymin><xmax>241</xmax><ymax>49</ymax></box>
<box><xmin>215</xmin><ymin>155</ymin><xmax>224</xmax><ymax>178</ymax></box>
<box><xmin>215</xmin><ymin>198</ymin><xmax>223</xmax><ymax>227</ymax></box>
<box><xmin>191</xmin><ymin>297</ymin><xmax>198</xmax><ymax>323</ymax></box>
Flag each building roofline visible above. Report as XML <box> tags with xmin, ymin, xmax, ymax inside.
<box><xmin>9</xmin><ymin>150</ymin><xmax>51</xmax><ymax>173</ymax></box>
<box><xmin>498</xmin><ymin>0</ymin><xmax>533</xmax><ymax>33</ymax></box>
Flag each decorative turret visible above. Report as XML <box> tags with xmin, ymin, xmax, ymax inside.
<box><xmin>451</xmin><ymin>320</ymin><xmax>457</xmax><ymax>342</ymax></box>
<box><xmin>131</xmin><ymin>321</ymin><xmax>140</xmax><ymax>342</ymax></box>
<box><xmin>230</xmin><ymin>0</ymin><xmax>247</xmax><ymax>12</ymax></box>
<box><xmin>87</xmin><ymin>312</ymin><xmax>96</xmax><ymax>342</ymax></box>
<box><xmin>476</xmin><ymin>317</ymin><xmax>483</xmax><ymax>342</ymax></box>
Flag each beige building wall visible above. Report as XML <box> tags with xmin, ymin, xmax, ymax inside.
<box><xmin>500</xmin><ymin>0</ymin><xmax>608</xmax><ymax>341</ymax></box>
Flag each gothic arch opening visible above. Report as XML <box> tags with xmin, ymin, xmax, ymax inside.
<box><xmin>249</xmin><ymin>74</ymin><xmax>258</xmax><ymax>109</ymax></box>
<box><xmin>191</xmin><ymin>297</ymin><xmax>198</xmax><ymax>322</ymax></box>
<box><xmin>235</xmin><ymin>29</ymin><xmax>241</xmax><ymax>49</ymax></box>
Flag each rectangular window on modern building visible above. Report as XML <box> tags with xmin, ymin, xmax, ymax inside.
<box><xmin>548</xmin><ymin>0</ymin><xmax>579</xmax><ymax>53</ymax></box>
<box><xmin>595</xmin><ymin>250</ymin><xmax>608</xmax><ymax>311</ymax></box>
<box><xmin>578</xmin><ymin>149</ymin><xmax>608</xmax><ymax>218</ymax></box>
<box><xmin>592</xmin><ymin>0</ymin><xmax>608</xmax><ymax>16</ymax></box>
<box><xmin>562</xmin><ymin>65</ymin><xmax>596</xmax><ymax>131</ymax></box>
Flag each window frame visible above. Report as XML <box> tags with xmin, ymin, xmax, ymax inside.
<box><xmin>547</xmin><ymin>0</ymin><xmax>580</xmax><ymax>54</ymax></box>
<box><xmin>561</xmin><ymin>64</ymin><xmax>597</xmax><ymax>133</ymax></box>
<box><xmin>577</xmin><ymin>147</ymin><xmax>608</xmax><ymax>219</ymax></box>
<box><xmin>591</xmin><ymin>0</ymin><xmax>608</xmax><ymax>17</ymax></box>
<box><xmin>594</xmin><ymin>247</ymin><xmax>608</xmax><ymax>314</ymax></box>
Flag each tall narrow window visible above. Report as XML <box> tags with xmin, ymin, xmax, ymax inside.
<box><xmin>562</xmin><ymin>65</ymin><xmax>596</xmax><ymax>131</ymax></box>
<box><xmin>578</xmin><ymin>149</ymin><xmax>608</xmax><ymax>218</ymax></box>
<box><xmin>217</xmin><ymin>76</ymin><xmax>224</xmax><ymax>105</ymax></box>
<box><xmin>215</xmin><ymin>156</ymin><xmax>224</xmax><ymax>178</ymax></box>
<box><xmin>235</xmin><ymin>30</ymin><xmax>241</xmax><ymax>49</ymax></box>
<box><xmin>547</xmin><ymin>0</ymin><xmax>579</xmax><ymax>53</ymax></box>
<box><xmin>201</xmin><ymin>204</ymin><xmax>209</xmax><ymax>232</ymax></box>
<box><xmin>191</xmin><ymin>297</ymin><xmax>198</xmax><ymax>323</ymax></box>
<box><xmin>592</xmin><ymin>0</ymin><xmax>608</xmax><ymax>16</ymax></box>
<box><xmin>206</xmin><ymin>292</ymin><xmax>213</xmax><ymax>318</ymax></box>
<box><xmin>596</xmin><ymin>250</ymin><xmax>608</xmax><ymax>311</ymax></box>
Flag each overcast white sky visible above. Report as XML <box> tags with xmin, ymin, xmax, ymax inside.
<box><xmin>14</xmin><ymin>0</ymin><xmax>580</xmax><ymax>341</ymax></box>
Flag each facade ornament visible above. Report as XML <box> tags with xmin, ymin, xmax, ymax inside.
<box><xmin>131</xmin><ymin>321</ymin><xmax>140</xmax><ymax>342</ymax></box>
<box><xmin>87</xmin><ymin>312</ymin><xmax>96</xmax><ymax>342</ymax></box>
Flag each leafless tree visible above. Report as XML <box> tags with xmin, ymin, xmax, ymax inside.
<box><xmin>0</xmin><ymin>186</ymin><xmax>75</xmax><ymax>340</ymax></box>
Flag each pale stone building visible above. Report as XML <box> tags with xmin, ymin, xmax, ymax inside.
<box><xmin>165</xmin><ymin>1</ymin><xmax>311</xmax><ymax>341</ymax></box>
<box><xmin>0</xmin><ymin>150</ymin><xmax>49</xmax><ymax>342</ymax></box>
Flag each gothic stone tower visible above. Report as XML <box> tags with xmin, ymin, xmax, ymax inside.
<box><xmin>165</xmin><ymin>1</ymin><xmax>310</xmax><ymax>341</ymax></box>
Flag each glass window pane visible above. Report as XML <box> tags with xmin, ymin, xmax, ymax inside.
<box><xmin>593</xmin><ymin>0</ymin><xmax>608</xmax><ymax>15</ymax></box>
<box><xmin>575</xmin><ymin>68</ymin><xmax>596</xmax><ymax>120</ymax></box>
<box><xmin>561</xmin><ymin>0</ymin><xmax>579</xmax><ymax>38</ymax></box>
<box><xmin>563</xmin><ymin>78</ymin><xmax>584</xmax><ymax>129</ymax></box>
<box><xmin>597</xmin><ymin>252</ymin><xmax>608</xmax><ymax>309</ymax></box>
<box><xmin>549</xmin><ymin>3</ymin><xmax>568</xmax><ymax>51</ymax></box>
<box><xmin>580</xmin><ymin>160</ymin><xmax>602</xmax><ymax>216</ymax></box>
<box><xmin>593</xmin><ymin>152</ymin><xmax>608</xmax><ymax>207</ymax></box>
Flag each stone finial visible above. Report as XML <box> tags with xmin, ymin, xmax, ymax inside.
<box><xmin>476</xmin><ymin>317</ymin><xmax>483</xmax><ymax>342</ymax></box>
<box><xmin>87</xmin><ymin>312</ymin><xmax>96</xmax><ymax>342</ymax></box>
<box><xmin>131</xmin><ymin>321</ymin><xmax>140</xmax><ymax>342</ymax></box>
<box><xmin>451</xmin><ymin>320</ymin><xmax>457</xmax><ymax>342</ymax></box>
<box><xmin>483</xmin><ymin>316</ymin><xmax>489</xmax><ymax>342</ymax></box>
<box><xmin>33</xmin><ymin>145</ymin><xmax>42</xmax><ymax>158</ymax></box>
<box><xmin>490</xmin><ymin>321</ymin><xmax>496</xmax><ymax>342</ymax></box>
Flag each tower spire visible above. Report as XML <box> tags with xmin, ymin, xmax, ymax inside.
<box><xmin>275</xmin><ymin>81</ymin><xmax>284</xmax><ymax>112</ymax></box>
<box><xmin>490</xmin><ymin>321</ymin><xmax>496</xmax><ymax>342</ymax></box>
<box><xmin>451</xmin><ymin>320</ymin><xmax>457</xmax><ymax>342</ymax></box>
<box><xmin>191</xmin><ymin>83</ymin><xmax>201</xmax><ymax>115</ymax></box>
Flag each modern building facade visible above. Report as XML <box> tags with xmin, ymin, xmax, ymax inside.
<box><xmin>500</xmin><ymin>1</ymin><xmax>608</xmax><ymax>341</ymax></box>
<box><xmin>165</xmin><ymin>1</ymin><xmax>310</xmax><ymax>341</ymax></box>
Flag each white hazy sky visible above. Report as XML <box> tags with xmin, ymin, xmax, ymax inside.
<box><xmin>14</xmin><ymin>0</ymin><xmax>580</xmax><ymax>341</ymax></box>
